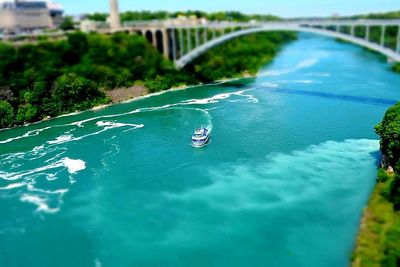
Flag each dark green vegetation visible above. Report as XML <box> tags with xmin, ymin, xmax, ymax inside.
<box><xmin>347</xmin><ymin>10</ymin><xmax>400</xmax><ymax>20</ymax></box>
<box><xmin>87</xmin><ymin>10</ymin><xmax>280</xmax><ymax>23</ymax></box>
<box><xmin>59</xmin><ymin>16</ymin><xmax>75</xmax><ymax>31</ymax></box>
<box><xmin>393</xmin><ymin>63</ymin><xmax>400</xmax><ymax>74</ymax></box>
<box><xmin>353</xmin><ymin>103</ymin><xmax>400</xmax><ymax>267</ymax></box>
<box><xmin>186</xmin><ymin>32</ymin><xmax>295</xmax><ymax>82</ymax></box>
<box><xmin>0</xmin><ymin>31</ymin><xmax>295</xmax><ymax>128</ymax></box>
<box><xmin>375</xmin><ymin>103</ymin><xmax>400</xmax><ymax>211</ymax></box>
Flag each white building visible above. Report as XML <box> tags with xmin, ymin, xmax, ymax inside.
<box><xmin>0</xmin><ymin>0</ymin><xmax>64</xmax><ymax>32</ymax></box>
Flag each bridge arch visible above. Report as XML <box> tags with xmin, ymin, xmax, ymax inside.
<box><xmin>145</xmin><ymin>30</ymin><xmax>154</xmax><ymax>45</ymax></box>
<box><xmin>175</xmin><ymin>25</ymin><xmax>400</xmax><ymax>69</ymax></box>
<box><xmin>155</xmin><ymin>30</ymin><xmax>164</xmax><ymax>54</ymax></box>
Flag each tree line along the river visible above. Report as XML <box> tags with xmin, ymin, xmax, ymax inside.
<box><xmin>0</xmin><ymin>31</ymin><xmax>296</xmax><ymax>128</ymax></box>
<box><xmin>86</xmin><ymin>10</ymin><xmax>280</xmax><ymax>23</ymax></box>
<box><xmin>84</xmin><ymin>9</ymin><xmax>400</xmax><ymax>23</ymax></box>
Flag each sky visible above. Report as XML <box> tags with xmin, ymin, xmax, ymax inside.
<box><xmin>57</xmin><ymin>0</ymin><xmax>400</xmax><ymax>18</ymax></box>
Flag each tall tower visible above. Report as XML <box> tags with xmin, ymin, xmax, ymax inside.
<box><xmin>109</xmin><ymin>0</ymin><xmax>121</xmax><ymax>30</ymax></box>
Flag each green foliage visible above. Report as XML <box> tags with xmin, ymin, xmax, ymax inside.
<box><xmin>381</xmin><ymin>219</ymin><xmax>400</xmax><ymax>267</ymax></box>
<box><xmin>16</xmin><ymin>103</ymin><xmax>38</xmax><ymax>123</ymax></box>
<box><xmin>378</xmin><ymin>168</ymin><xmax>390</xmax><ymax>183</ymax></box>
<box><xmin>0</xmin><ymin>30</ymin><xmax>295</xmax><ymax>128</ymax></box>
<box><xmin>388</xmin><ymin>175</ymin><xmax>400</xmax><ymax>211</ymax></box>
<box><xmin>349</xmin><ymin>10</ymin><xmax>400</xmax><ymax>20</ymax></box>
<box><xmin>393</xmin><ymin>63</ymin><xmax>400</xmax><ymax>74</ymax></box>
<box><xmin>0</xmin><ymin>100</ymin><xmax>14</xmax><ymax>128</ymax></box>
<box><xmin>188</xmin><ymin>32</ymin><xmax>296</xmax><ymax>82</ymax></box>
<box><xmin>88</xmin><ymin>10</ymin><xmax>280</xmax><ymax>22</ymax></box>
<box><xmin>59</xmin><ymin>16</ymin><xmax>75</xmax><ymax>31</ymax></box>
<box><xmin>375</xmin><ymin>102</ymin><xmax>400</xmax><ymax>211</ymax></box>
<box><xmin>375</xmin><ymin>102</ymin><xmax>400</xmax><ymax>167</ymax></box>
<box><xmin>51</xmin><ymin>73</ymin><xmax>104</xmax><ymax>113</ymax></box>
<box><xmin>86</xmin><ymin>13</ymin><xmax>108</xmax><ymax>22</ymax></box>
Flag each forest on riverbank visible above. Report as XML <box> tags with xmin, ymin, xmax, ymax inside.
<box><xmin>87</xmin><ymin>10</ymin><xmax>280</xmax><ymax>23</ymax></box>
<box><xmin>0</xmin><ymin>31</ymin><xmax>295</xmax><ymax>129</ymax></box>
<box><xmin>352</xmin><ymin>103</ymin><xmax>400</xmax><ymax>267</ymax></box>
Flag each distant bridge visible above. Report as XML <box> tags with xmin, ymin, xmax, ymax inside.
<box><xmin>104</xmin><ymin>19</ymin><xmax>400</xmax><ymax>68</ymax></box>
<box><xmin>2</xmin><ymin>19</ymin><xmax>400</xmax><ymax>69</ymax></box>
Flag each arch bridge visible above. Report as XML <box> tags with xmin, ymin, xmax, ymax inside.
<box><xmin>114</xmin><ymin>20</ymin><xmax>400</xmax><ymax>69</ymax></box>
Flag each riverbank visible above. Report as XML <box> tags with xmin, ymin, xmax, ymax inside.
<box><xmin>0</xmin><ymin>31</ymin><xmax>295</xmax><ymax>129</ymax></box>
<box><xmin>352</xmin><ymin>169</ymin><xmax>399</xmax><ymax>266</ymax></box>
<box><xmin>352</xmin><ymin>101</ymin><xmax>400</xmax><ymax>266</ymax></box>
<box><xmin>104</xmin><ymin>85</ymin><xmax>149</xmax><ymax>103</ymax></box>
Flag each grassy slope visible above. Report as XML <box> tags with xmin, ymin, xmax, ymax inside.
<box><xmin>352</xmin><ymin>171</ymin><xmax>399</xmax><ymax>266</ymax></box>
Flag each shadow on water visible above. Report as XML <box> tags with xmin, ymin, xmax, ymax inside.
<box><xmin>370</xmin><ymin>150</ymin><xmax>383</xmax><ymax>167</ymax></box>
<box><xmin>256</xmin><ymin>86</ymin><xmax>398</xmax><ymax>106</ymax></box>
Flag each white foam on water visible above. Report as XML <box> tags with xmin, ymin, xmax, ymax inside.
<box><xmin>0</xmin><ymin>182</ymin><xmax>26</xmax><ymax>190</ymax></box>
<box><xmin>296</xmin><ymin>58</ymin><xmax>319</xmax><ymax>69</ymax></box>
<box><xmin>61</xmin><ymin>157</ymin><xmax>86</xmax><ymax>174</ymax></box>
<box><xmin>181</xmin><ymin>89</ymin><xmax>257</xmax><ymax>106</ymax></box>
<box><xmin>261</xmin><ymin>82</ymin><xmax>279</xmax><ymax>88</ymax></box>
<box><xmin>294</xmin><ymin>80</ymin><xmax>315</xmax><ymax>84</ymax></box>
<box><xmin>47</xmin><ymin>134</ymin><xmax>73</xmax><ymax>145</ymax></box>
<box><xmin>0</xmin><ymin>127</ymin><xmax>51</xmax><ymax>144</ymax></box>
<box><xmin>0</xmin><ymin>153</ymin><xmax>86</xmax><ymax>213</ymax></box>
<box><xmin>20</xmin><ymin>194</ymin><xmax>59</xmax><ymax>214</ymax></box>
<box><xmin>258</xmin><ymin>53</ymin><xmax>326</xmax><ymax>78</ymax></box>
<box><xmin>314</xmin><ymin>72</ymin><xmax>331</xmax><ymax>77</ymax></box>
<box><xmin>32</xmin><ymin>145</ymin><xmax>45</xmax><ymax>152</ymax></box>
<box><xmin>1</xmin><ymin>156</ymin><xmax>86</xmax><ymax>181</ymax></box>
<box><xmin>57</xmin><ymin>110</ymin><xmax>84</xmax><ymax>118</ymax></box>
<box><xmin>96</xmin><ymin>121</ymin><xmax>144</xmax><ymax>130</ymax></box>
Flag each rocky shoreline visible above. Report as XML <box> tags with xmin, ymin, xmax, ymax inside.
<box><xmin>105</xmin><ymin>85</ymin><xmax>149</xmax><ymax>103</ymax></box>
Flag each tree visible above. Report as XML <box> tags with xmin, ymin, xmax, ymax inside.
<box><xmin>375</xmin><ymin>102</ymin><xmax>400</xmax><ymax>167</ymax></box>
<box><xmin>0</xmin><ymin>100</ymin><xmax>14</xmax><ymax>128</ymax></box>
<box><xmin>59</xmin><ymin>16</ymin><xmax>75</xmax><ymax>31</ymax></box>
<box><xmin>16</xmin><ymin>103</ymin><xmax>38</xmax><ymax>124</ymax></box>
<box><xmin>52</xmin><ymin>73</ymin><xmax>102</xmax><ymax>113</ymax></box>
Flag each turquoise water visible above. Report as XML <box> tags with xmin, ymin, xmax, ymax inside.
<box><xmin>1</xmin><ymin>34</ymin><xmax>400</xmax><ymax>267</ymax></box>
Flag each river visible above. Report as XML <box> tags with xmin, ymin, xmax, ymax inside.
<box><xmin>1</xmin><ymin>33</ymin><xmax>400</xmax><ymax>267</ymax></box>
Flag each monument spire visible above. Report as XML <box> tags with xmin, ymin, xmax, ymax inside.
<box><xmin>109</xmin><ymin>0</ymin><xmax>121</xmax><ymax>30</ymax></box>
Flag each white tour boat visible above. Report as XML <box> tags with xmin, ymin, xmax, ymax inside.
<box><xmin>191</xmin><ymin>127</ymin><xmax>210</xmax><ymax>147</ymax></box>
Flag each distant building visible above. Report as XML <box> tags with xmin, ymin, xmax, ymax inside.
<box><xmin>0</xmin><ymin>0</ymin><xmax>64</xmax><ymax>33</ymax></box>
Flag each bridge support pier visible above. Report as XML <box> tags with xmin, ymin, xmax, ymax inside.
<box><xmin>203</xmin><ymin>26</ymin><xmax>208</xmax><ymax>43</ymax></box>
<box><xmin>195</xmin><ymin>27</ymin><xmax>200</xmax><ymax>47</ymax></box>
<box><xmin>381</xmin><ymin>25</ymin><xmax>386</xmax><ymax>47</ymax></box>
<box><xmin>151</xmin><ymin>30</ymin><xmax>157</xmax><ymax>47</ymax></box>
<box><xmin>350</xmin><ymin>25</ymin><xmax>354</xmax><ymax>36</ymax></box>
<box><xmin>179</xmin><ymin>28</ymin><xmax>184</xmax><ymax>56</ymax></box>
<box><xmin>365</xmin><ymin>25</ymin><xmax>370</xmax><ymax>41</ymax></box>
<box><xmin>162</xmin><ymin>29</ymin><xmax>170</xmax><ymax>59</ymax></box>
<box><xmin>187</xmin><ymin>28</ymin><xmax>192</xmax><ymax>51</ymax></box>
<box><xmin>171</xmin><ymin>28</ymin><xmax>177</xmax><ymax>61</ymax></box>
